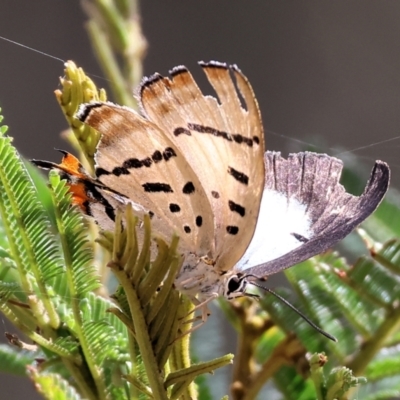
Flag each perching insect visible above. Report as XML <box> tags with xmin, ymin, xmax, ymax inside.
<box><xmin>33</xmin><ymin>61</ymin><xmax>390</xmax><ymax>339</ymax></box>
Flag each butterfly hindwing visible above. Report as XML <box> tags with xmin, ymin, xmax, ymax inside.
<box><xmin>236</xmin><ymin>151</ymin><xmax>390</xmax><ymax>277</ymax></box>
<box><xmin>139</xmin><ymin>61</ymin><xmax>265</xmax><ymax>270</ymax></box>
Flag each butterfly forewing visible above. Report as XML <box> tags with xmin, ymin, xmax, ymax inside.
<box><xmin>139</xmin><ymin>61</ymin><xmax>265</xmax><ymax>271</ymax></box>
<box><xmin>77</xmin><ymin>103</ymin><xmax>215</xmax><ymax>254</ymax></box>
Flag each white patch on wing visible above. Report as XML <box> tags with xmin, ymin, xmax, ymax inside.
<box><xmin>235</xmin><ymin>189</ymin><xmax>313</xmax><ymax>271</ymax></box>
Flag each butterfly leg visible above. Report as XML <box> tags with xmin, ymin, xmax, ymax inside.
<box><xmin>178</xmin><ymin>294</ymin><xmax>218</xmax><ymax>336</ymax></box>
<box><xmin>178</xmin><ymin>275</ymin><xmax>205</xmax><ymax>290</ymax></box>
<box><xmin>172</xmin><ymin>296</ymin><xmax>214</xmax><ymax>342</ymax></box>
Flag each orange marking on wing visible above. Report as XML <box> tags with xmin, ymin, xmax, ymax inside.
<box><xmin>59</xmin><ymin>153</ymin><xmax>86</xmax><ymax>178</ymax></box>
<box><xmin>67</xmin><ymin>181</ymin><xmax>91</xmax><ymax>211</ymax></box>
<box><xmin>34</xmin><ymin>151</ymin><xmax>100</xmax><ymax>212</ymax></box>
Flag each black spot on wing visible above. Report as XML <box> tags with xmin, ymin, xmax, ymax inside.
<box><xmin>123</xmin><ymin>159</ymin><xmax>141</xmax><ymax>169</ymax></box>
<box><xmin>123</xmin><ymin>157</ymin><xmax>152</xmax><ymax>169</ymax></box>
<box><xmin>226</xmin><ymin>226</ymin><xmax>239</xmax><ymax>235</ymax></box>
<box><xmin>142</xmin><ymin>158</ymin><xmax>152</xmax><ymax>167</ymax></box>
<box><xmin>184</xmin><ymin>225</ymin><xmax>191</xmax><ymax>233</ymax></box>
<box><xmin>112</xmin><ymin>166</ymin><xmax>130</xmax><ymax>176</ymax></box>
<box><xmin>211</xmin><ymin>191</ymin><xmax>220</xmax><ymax>199</ymax></box>
<box><xmin>232</xmin><ymin>134</ymin><xmax>253</xmax><ymax>147</ymax></box>
<box><xmin>169</xmin><ymin>203</ymin><xmax>181</xmax><ymax>213</ymax></box>
<box><xmin>253</xmin><ymin>136</ymin><xmax>260</xmax><ymax>145</ymax></box>
<box><xmin>174</xmin><ymin>127</ymin><xmax>191</xmax><ymax>136</ymax></box>
<box><xmin>163</xmin><ymin>147</ymin><xmax>177</xmax><ymax>161</ymax></box>
<box><xmin>228</xmin><ymin>200</ymin><xmax>245</xmax><ymax>217</ymax></box>
<box><xmin>183</xmin><ymin>182</ymin><xmax>195</xmax><ymax>194</ymax></box>
<box><xmin>196</xmin><ymin>215</ymin><xmax>203</xmax><ymax>227</ymax></box>
<box><xmin>96</xmin><ymin>167</ymin><xmax>111</xmax><ymax>178</ymax></box>
<box><xmin>152</xmin><ymin>150</ymin><xmax>163</xmax><ymax>163</ymax></box>
<box><xmin>142</xmin><ymin>183</ymin><xmax>173</xmax><ymax>193</ymax></box>
<box><xmin>149</xmin><ymin>211</ymin><xmax>155</xmax><ymax>219</ymax></box>
<box><xmin>291</xmin><ymin>233</ymin><xmax>309</xmax><ymax>243</ymax></box>
<box><xmin>228</xmin><ymin>167</ymin><xmax>249</xmax><ymax>185</ymax></box>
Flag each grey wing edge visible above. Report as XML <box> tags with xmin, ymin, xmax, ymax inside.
<box><xmin>245</xmin><ymin>152</ymin><xmax>390</xmax><ymax>278</ymax></box>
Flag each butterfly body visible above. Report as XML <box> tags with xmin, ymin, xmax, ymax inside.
<box><xmin>175</xmin><ymin>255</ymin><xmax>223</xmax><ymax>298</ymax></box>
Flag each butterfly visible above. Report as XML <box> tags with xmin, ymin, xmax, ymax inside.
<box><xmin>33</xmin><ymin>61</ymin><xmax>390</xmax><ymax>331</ymax></box>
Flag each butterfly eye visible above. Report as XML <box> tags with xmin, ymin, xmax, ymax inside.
<box><xmin>226</xmin><ymin>275</ymin><xmax>247</xmax><ymax>298</ymax></box>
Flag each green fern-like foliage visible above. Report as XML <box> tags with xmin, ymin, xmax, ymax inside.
<box><xmin>1</xmin><ymin>53</ymin><xmax>400</xmax><ymax>400</ymax></box>
<box><xmin>0</xmin><ymin>110</ymin><xmax>232</xmax><ymax>399</ymax></box>
<box><xmin>220</xmin><ymin>175</ymin><xmax>400</xmax><ymax>399</ymax></box>
<box><xmin>1</xmin><ymin>102</ymin><xmax>400</xmax><ymax>399</ymax></box>
<box><xmin>0</xmin><ymin>115</ymin><xmax>130</xmax><ymax>399</ymax></box>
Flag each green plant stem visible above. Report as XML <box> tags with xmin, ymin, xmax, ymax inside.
<box><xmin>157</xmin><ymin>295</ymin><xmax>183</xmax><ymax>370</ymax></box>
<box><xmin>62</xmin><ymin>359</ymin><xmax>99</xmax><ymax>400</ymax></box>
<box><xmin>126</xmin><ymin>336</ymin><xmax>141</xmax><ymax>399</ymax></box>
<box><xmin>83</xmin><ymin>0</ymin><xmax>146</xmax><ymax>108</ymax></box>
<box><xmin>95</xmin><ymin>0</ymin><xmax>129</xmax><ymax>49</ymax></box>
<box><xmin>243</xmin><ymin>336</ymin><xmax>302</xmax><ymax>400</ymax></box>
<box><xmin>347</xmin><ymin>304</ymin><xmax>400</xmax><ymax>375</ymax></box>
<box><xmin>8</xmin><ymin>301</ymin><xmax>45</xmax><ymax>331</ymax></box>
<box><xmin>168</xmin><ymin>296</ymin><xmax>194</xmax><ymax>379</ymax></box>
<box><xmin>119</xmin><ymin>207</ymin><xmax>138</xmax><ymax>268</ymax></box>
<box><xmin>113</xmin><ymin>266</ymin><xmax>168</xmax><ymax>400</ymax></box>
<box><xmin>97</xmin><ymin>0</ymin><xmax>146</xmax><ymax>97</ymax></box>
<box><xmin>231</xmin><ymin>301</ymin><xmax>274</xmax><ymax>400</ymax></box>
<box><xmin>170</xmin><ymin>381</ymin><xmax>194</xmax><ymax>400</ymax></box>
<box><xmin>165</xmin><ymin>355</ymin><xmax>234</xmax><ymax>388</ymax></box>
<box><xmin>107</xmin><ymin>307</ymin><xmax>135</xmax><ymax>336</ymax></box>
<box><xmin>373</xmin><ymin>252</ymin><xmax>400</xmax><ymax>276</ymax></box>
<box><xmin>0</xmin><ymin>303</ymin><xmax>76</xmax><ymax>360</ymax></box>
<box><xmin>309</xmin><ymin>353</ymin><xmax>327</xmax><ymax>400</ymax></box>
<box><xmin>130</xmin><ymin>215</ymin><xmax>151</xmax><ymax>286</ymax></box>
<box><xmin>86</xmin><ymin>20</ymin><xmax>134</xmax><ymax>108</ymax></box>
<box><xmin>123</xmin><ymin>373</ymin><xmax>154</xmax><ymax>398</ymax></box>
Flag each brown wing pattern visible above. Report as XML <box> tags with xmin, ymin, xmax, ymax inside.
<box><xmin>139</xmin><ymin>61</ymin><xmax>265</xmax><ymax>270</ymax></box>
<box><xmin>76</xmin><ymin>103</ymin><xmax>215</xmax><ymax>255</ymax></box>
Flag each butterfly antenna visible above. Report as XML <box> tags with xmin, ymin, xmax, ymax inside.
<box><xmin>251</xmin><ymin>281</ymin><xmax>337</xmax><ymax>342</ymax></box>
